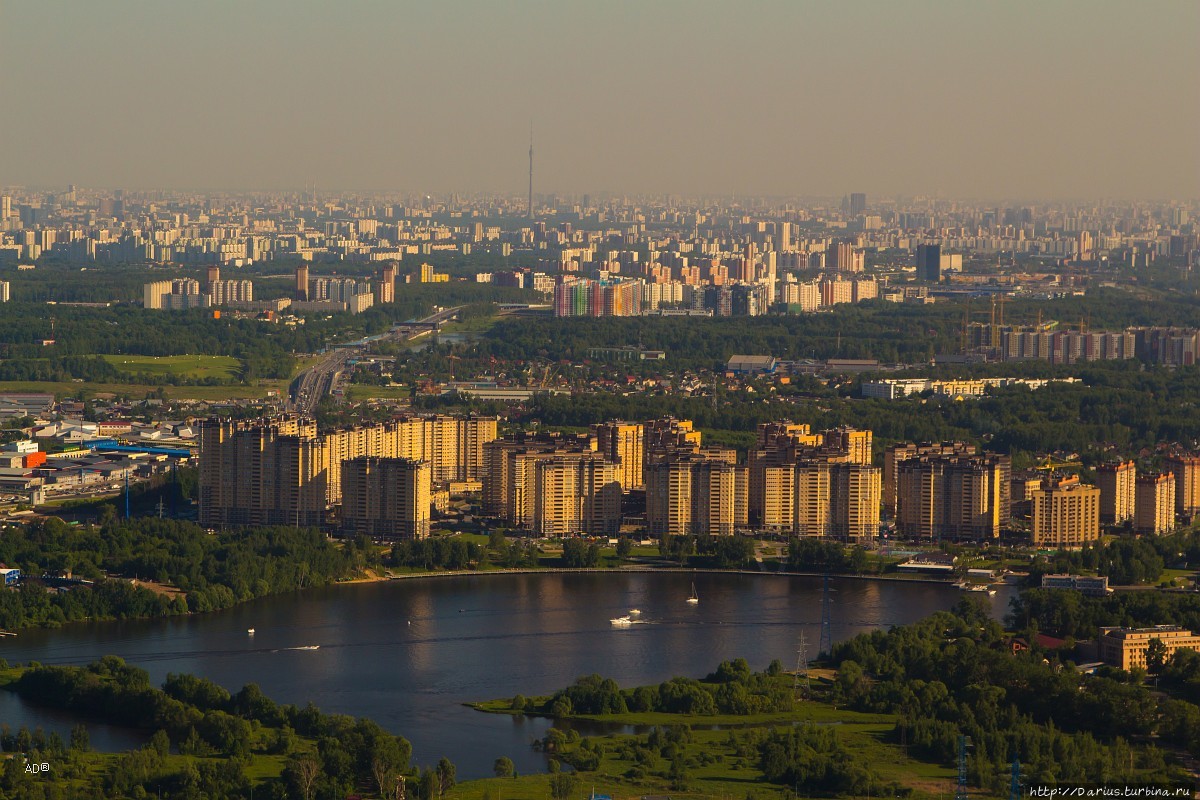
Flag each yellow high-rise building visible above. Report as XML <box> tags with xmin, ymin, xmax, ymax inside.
<box><xmin>895</xmin><ymin>454</ymin><xmax>1004</xmax><ymax>541</ymax></box>
<box><xmin>341</xmin><ymin>457</ymin><xmax>431</xmax><ymax>540</ymax></box>
<box><xmin>883</xmin><ymin>441</ymin><xmax>976</xmax><ymax>515</ymax></box>
<box><xmin>1135</xmin><ymin>472</ymin><xmax>1175</xmax><ymax>535</ymax></box>
<box><xmin>533</xmin><ymin>455</ymin><xmax>622</xmax><ymax>537</ymax></box>
<box><xmin>645</xmin><ymin>450</ymin><xmax>746</xmax><ymax>537</ymax></box>
<box><xmin>825</xmin><ymin>426</ymin><xmax>872</xmax><ymax>466</ymax></box>
<box><xmin>1031</xmin><ymin>477</ymin><xmax>1100</xmax><ymax>548</ymax></box>
<box><xmin>592</xmin><ymin>420</ymin><xmax>645</xmax><ymax>491</ymax></box>
<box><xmin>1096</xmin><ymin>460</ymin><xmax>1136</xmax><ymax>525</ymax></box>
<box><xmin>199</xmin><ymin>414</ymin><xmax>498</xmax><ymax>527</ymax></box>
<box><xmin>644</xmin><ymin>417</ymin><xmax>702</xmax><ymax>457</ymax></box>
<box><xmin>483</xmin><ymin>433</ymin><xmax>622</xmax><ymax>535</ymax></box>
<box><xmin>831</xmin><ymin>463</ymin><xmax>882</xmax><ymax>541</ymax></box>
<box><xmin>1165</xmin><ymin>455</ymin><xmax>1200</xmax><ymax>514</ymax></box>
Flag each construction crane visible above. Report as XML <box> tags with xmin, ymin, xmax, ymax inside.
<box><xmin>1034</xmin><ymin>457</ymin><xmax>1082</xmax><ymax>478</ymax></box>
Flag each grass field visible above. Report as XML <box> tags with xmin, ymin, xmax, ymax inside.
<box><xmin>346</xmin><ymin>384</ymin><xmax>413</xmax><ymax>401</ymax></box>
<box><xmin>466</xmin><ymin>686</ymin><xmax>959</xmax><ymax>800</ymax></box>
<box><xmin>0</xmin><ymin>380</ymin><xmax>281</xmax><ymax>401</ymax></box>
<box><xmin>101</xmin><ymin>354</ymin><xmax>242</xmax><ymax>381</ymax></box>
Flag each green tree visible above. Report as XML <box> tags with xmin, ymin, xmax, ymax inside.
<box><xmin>549</xmin><ymin>771</ymin><xmax>578</xmax><ymax>800</ymax></box>
<box><xmin>493</xmin><ymin>756</ymin><xmax>515</xmax><ymax>778</ymax></box>
<box><xmin>1147</xmin><ymin>637</ymin><xmax>1169</xmax><ymax>675</ymax></box>
<box><xmin>436</xmin><ymin>757</ymin><xmax>456</xmax><ymax>799</ymax></box>
<box><xmin>69</xmin><ymin>724</ymin><xmax>89</xmax><ymax>753</ymax></box>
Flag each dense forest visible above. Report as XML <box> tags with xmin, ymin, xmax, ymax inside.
<box><xmin>1</xmin><ymin>657</ymin><xmax>423</xmax><ymax>800</ymax></box>
<box><xmin>0</xmin><ymin>518</ymin><xmax>366</xmax><ymax>630</ymax></box>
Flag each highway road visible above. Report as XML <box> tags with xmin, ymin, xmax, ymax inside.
<box><xmin>286</xmin><ymin>307</ymin><xmax>461</xmax><ymax>414</ymax></box>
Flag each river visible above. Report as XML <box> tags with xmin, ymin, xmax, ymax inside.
<box><xmin>0</xmin><ymin>571</ymin><xmax>1015</xmax><ymax>777</ymax></box>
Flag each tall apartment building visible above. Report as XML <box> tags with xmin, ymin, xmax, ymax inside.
<box><xmin>341</xmin><ymin>456</ymin><xmax>431</xmax><ymax>540</ymax></box>
<box><xmin>747</xmin><ymin>422</ymin><xmax>875</xmax><ymax>534</ymax></box>
<box><xmin>1031</xmin><ymin>476</ymin><xmax>1100</xmax><ymax>548</ymax></box>
<box><xmin>831</xmin><ymin>462</ymin><xmax>882</xmax><ymax>542</ymax></box>
<box><xmin>644</xmin><ymin>417</ymin><xmax>703</xmax><ymax>458</ymax></box>
<box><xmin>1164</xmin><ymin>455</ymin><xmax>1200</xmax><ymax>514</ymax></box>
<box><xmin>533</xmin><ymin>455</ymin><xmax>622</xmax><ymax>537</ymax></box>
<box><xmin>895</xmin><ymin>454</ymin><xmax>1006</xmax><ymax>541</ymax></box>
<box><xmin>592</xmin><ymin>420</ymin><xmax>645</xmax><ymax>491</ymax></box>
<box><xmin>0</xmin><ymin>280</ymin><xmax>9</xmax><ymax>303</ymax></box>
<box><xmin>554</xmin><ymin>277</ymin><xmax>643</xmax><ymax>317</ymax></box>
<box><xmin>824</xmin><ymin>426</ymin><xmax>872</xmax><ymax>466</ymax></box>
<box><xmin>1134</xmin><ymin>472</ymin><xmax>1175</xmax><ymax>535</ymax></box>
<box><xmin>758</xmin><ymin>459</ymin><xmax>880</xmax><ymax>541</ymax></box>
<box><xmin>199</xmin><ymin>414</ymin><xmax>498</xmax><ymax>527</ymax></box>
<box><xmin>883</xmin><ymin>441</ymin><xmax>976</xmax><ymax>515</ymax></box>
<box><xmin>482</xmin><ymin>433</ymin><xmax>620</xmax><ymax>535</ymax></box>
<box><xmin>145</xmin><ymin>279</ymin><xmax>210</xmax><ymax>311</ymax></box>
<box><xmin>827</xmin><ymin>241</ymin><xmax>864</xmax><ymax>273</ymax></box>
<box><xmin>198</xmin><ymin>416</ymin><xmax>326</xmax><ymax>527</ymax></box>
<box><xmin>143</xmin><ymin>280</ymin><xmax>172</xmax><ymax>309</ymax></box>
<box><xmin>916</xmin><ymin>244</ymin><xmax>941</xmax><ymax>282</ymax></box>
<box><xmin>209</xmin><ymin>279</ymin><xmax>254</xmax><ymax>305</ymax></box>
<box><xmin>376</xmin><ymin>263</ymin><xmax>396</xmax><ymax>305</ymax></box>
<box><xmin>645</xmin><ymin>449</ymin><xmax>746</xmax><ymax>537</ymax></box>
<box><xmin>296</xmin><ymin>265</ymin><xmax>310</xmax><ymax>300</ymax></box>
<box><xmin>1096</xmin><ymin>460</ymin><xmax>1136</xmax><ymax>525</ymax></box>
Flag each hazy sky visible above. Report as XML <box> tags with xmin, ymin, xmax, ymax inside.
<box><xmin>2</xmin><ymin>0</ymin><xmax>1197</xmax><ymax>200</ymax></box>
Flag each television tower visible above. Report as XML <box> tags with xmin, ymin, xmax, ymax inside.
<box><xmin>527</xmin><ymin>123</ymin><xmax>534</xmax><ymax>221</ymax></box>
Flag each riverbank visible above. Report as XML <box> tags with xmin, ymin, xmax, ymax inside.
<box><xmin>349</xmin><ymin>563</ymin><xmax>968</xmax><ymax>587</ymax></box>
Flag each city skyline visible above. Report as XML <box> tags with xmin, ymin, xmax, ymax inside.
<box><xmin>1</xmin><ymin>1</ymin><xmax>1196</xmax><ymax>199</ymax></box>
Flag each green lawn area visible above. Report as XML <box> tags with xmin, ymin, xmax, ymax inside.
<box><xmin>1160</xmin><ymin>568</ymin><xmax>1195</xmax><ymax>587</ymax></box>
<box><xmin>346</xmin><ymin>384</ymin><xmax>413</xmax><ymax>401</ymax></box>
<box><xmin>437</xmin><ymin>313</ymin><xmax>502</xmax><ymax>335</ymax></box>
<box><xmin>100</xmin><ymin>354</ymin><xmax>241</xmax><ymax>381</ymax></box>
<box><xmin>465</xmin><ymin>690</ymin><xmax>959</xmax><ymax>800</ymax></box>
<box><xmin>0</xmin><ymin>380</ymin><xmax>280</xmax><ymax>401</ymax></box>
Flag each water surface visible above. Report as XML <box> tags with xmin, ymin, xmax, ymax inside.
<box><xmin>0</xmin><ymin>572</ymin><xmax>1011</xmax><ymax>777</ymax></box>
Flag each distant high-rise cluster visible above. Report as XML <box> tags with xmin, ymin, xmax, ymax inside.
<box><xmin>966</xmin><ymin>323</ymin><xmax>1200</xmax><ymax>365</ymax></box>
<box><xmin>199</xmin><ymin>414</ymin><xmax>498</xmax><ymax>533</ymax></box>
